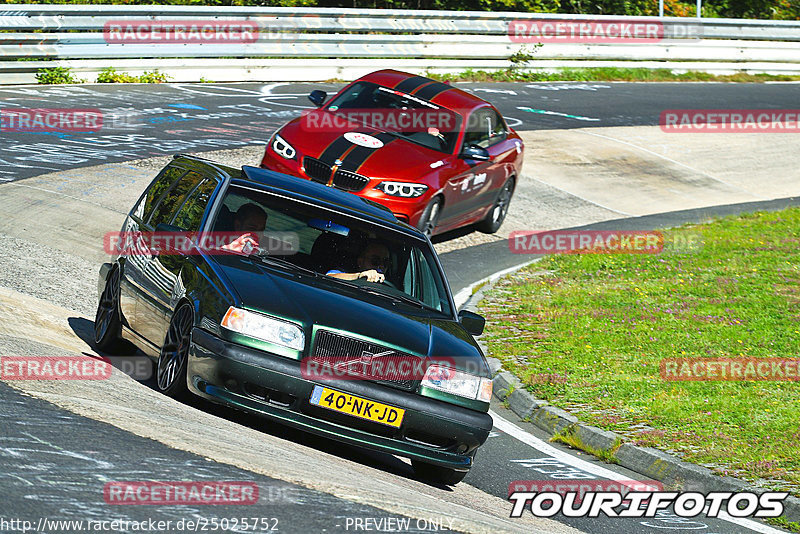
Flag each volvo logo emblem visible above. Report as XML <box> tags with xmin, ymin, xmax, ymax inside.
<box><xmin>334</xmin><ymin>350</ymin><xmax>394</xmax><ymax>375</ymax></box>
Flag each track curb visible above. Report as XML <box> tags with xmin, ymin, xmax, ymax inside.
<box><xmin>461</xmin><ymin>267</ymin><xmax>800</xmax><ymax>525</ymax></box>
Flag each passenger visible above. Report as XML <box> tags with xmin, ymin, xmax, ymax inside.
<box><xmin>326</xmin><ymin>241</ymin><xmax>389</xmax><ymax>283</ymax></box>
<box><xmin>222</xmin><ymin>203</ymin><xmax>267</xmax><ymax>254</ymax></box>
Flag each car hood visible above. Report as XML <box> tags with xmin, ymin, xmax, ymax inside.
<box><xmin>213</xmin><ymin>254</ymin><xmax>486</xmax><ymax>374</ymax></box>
<box><xmin>280</xmin><ymin>110</ymin><xmax>450</xmax><ymax>180</ymax></box>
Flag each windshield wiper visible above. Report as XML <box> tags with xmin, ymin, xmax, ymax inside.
<box><xmin>358</xmin><ymin>286</ymin><xmax>426</xmax><ymax>309</ymax></box>
<box><xmin>254</xmin><ymin>253</ymin><xmax>318</xmax><ymax>277</ymax></box>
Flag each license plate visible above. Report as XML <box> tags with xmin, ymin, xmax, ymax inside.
<box><xmin>309</xmin><ymin>386</ymin><xmax>404</xmax><ymax>428</ymax></box>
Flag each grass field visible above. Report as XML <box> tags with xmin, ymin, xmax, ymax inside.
<box><xmin>479</xmin><ymin>208</ymin><xmax>800</xmax><ymax>495</ymax></box>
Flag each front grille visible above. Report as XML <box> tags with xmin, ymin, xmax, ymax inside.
<box><xmin>310</xmin><ymin>330</ymin><xmax>421</xmax><ymax>391</ymax></box>
<box><xmin>303</xmin><ymin>157</ymin><xmax>331</xmax><ymax>184</ymax></box>
<box><xmin>333</xmin><ymin>169</ymin><xmax>370</xmax><ymax>192</ymax></box>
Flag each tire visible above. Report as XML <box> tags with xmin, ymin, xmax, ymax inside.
<box><xmin>94</xmin><ymin>267</ymin><xmax>125</xmax><ymax>354</ymax></box>
<box><xmin>416</xmin><ymin>197</ymin><xmax>443</xmax><ymax>238</ymax></box>
<box><xmin>476</xmin><ymin>177</ymin><xmax>515</xmax><ymax>234</ymax></box>
<box><xmin>156</xmin><ymin>303</ymin><xmax>193</xmax><ymax>399</ymax></box>
<box><xmin>411</xmin><ymin>459</ymin><xmax>468</xmax><ymax>486</ymax></box>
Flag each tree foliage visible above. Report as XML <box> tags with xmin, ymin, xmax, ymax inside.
<box><xmin>5</xmin><ymin>0</ymin><xmax>798</xmax><ymax>19</ymax></box>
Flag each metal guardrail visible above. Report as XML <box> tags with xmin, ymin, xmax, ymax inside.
<box><xmin>2</xmin><ymin>5</ymin><xmax>800</xmax><ymax>83</ymax></box>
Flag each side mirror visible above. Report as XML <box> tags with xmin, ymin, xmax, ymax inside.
<box><xmin>308</xmin><ymin>90</ymin><xmax>327</xmax><ymax>107</ymax></box>
<box><xmin>458</xmin><ymin>310</ymin><xmax>485</xmax><ymax>336</ymax></box>
<box><xmin>460</xmin><ymin>144</ymin><xmax>490</xmax><ymax>161</ymax></box>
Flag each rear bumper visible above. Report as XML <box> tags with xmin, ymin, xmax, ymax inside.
<box><xmin>188</xmin><ymin>328</ymin><xmax>493</xmax><ymax>470</ymax></box>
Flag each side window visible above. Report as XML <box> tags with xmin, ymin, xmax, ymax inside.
<box><xmin>132</xmin><ymin>165</ymin><xmax>186</xmax><ymax>222</ymax></box>
<box><xmin>171</xmin><ymin>177</ymin><xmax>217</xmax><ymax>231</ymax></box>
<box><xmin>463</xmin><ymin>109</ymin><xmax>491</xmax><ymax>149</ymax></box>
<box><xmin>463</xmin><ymin>108</ymin><xmax>507</xmax><ymax>149</ymax></box>
<box><xmin>487</xmin><ymin>109</ymin><xmax>507</xmax><ymax>145</ymax></box>
<box><xmin>148</xmin><ymin>171</ymin><xmax>204</xmax><ymax>228</ymax></box>
<box><xmin>413</xmin><ymin>249</ymin><xmax>442</xmax><ymax>312</ymax></box>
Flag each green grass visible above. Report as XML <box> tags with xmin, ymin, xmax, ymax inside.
<box><xmin>428</xmin><ymin>67</ymin><xmax>800</xmax><ymax>83</ymax></box>
<box><xmin>767</xmin><ymin>516</ymin><xmax>800</xmax><ymax>533</ymax></box>
<box><xmin>551</xmin><ymin>426</ymin><xmax>623</xmax><ymax>464</ymax></box>
<box><xmin>480</xmin><ymin>208</ymin><xmax>800</xmax><ymax>495</ymax></box>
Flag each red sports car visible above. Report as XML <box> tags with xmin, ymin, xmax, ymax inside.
<box><xmin>260</xmin><ymin>70</ymin><xmax>524</xmax><ymax>237</ymax></box>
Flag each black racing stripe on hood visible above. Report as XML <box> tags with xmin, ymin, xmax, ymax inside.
<box><xmin>339</xmin><ymin>133</ymin><xmax>397</xmax><ymax>172</ymax></box>
<box><xmin>317</xmin><ymin>136</ymin><xmax>354</xmax><ymax>166</ymax></box>
<box><xmin>413</xmin><ymin>82</ymin><xmax>453</xmax><ymax>101</ymax></box>
<box><xmin>395</xmin><ymin>76</ymin><xmax>433</xmax><ymax>93</ymax></box>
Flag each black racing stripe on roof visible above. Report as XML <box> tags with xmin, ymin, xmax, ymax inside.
<box><xmin>339</xmin><ymin>133</ymin><xmax>397</xmax><ymax>172</ymax></box>
<box><xmin>317</xmin><ymin>136</ymin><xmax>354</xmax><ymax>166</ymax></box>
<box><xmin>412</xmin><ymin>82</ymin><xmax>453</xmax><ymax>101</ymax></box>
<box><xmin>394</xmin><ymin>76</ymin><xmax>433</xmax><ymax>93</ymax></box>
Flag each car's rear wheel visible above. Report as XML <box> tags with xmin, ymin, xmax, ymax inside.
<box><xmin>411</xmin><ymin>460</ymin><xmax>468</xmax><ymax>486</ymax></box>
<box><xmin>417</xmin><ymin>197</ymin><xmax>442</xmax><ymax>238</ymax></box>
<box><xmin>157</xmin><ymin>303</ymin><xmax>193</xmax><ymax>399</ymax></box>
<box><xmin>94</xmin><ymin>267</ymin><xmax>125</xmax><ymax>353</ymax></box>
<box><xmin>476</xmin><ymin>177</ymin><xmax>515</xmax><ymax>234</ymax></box>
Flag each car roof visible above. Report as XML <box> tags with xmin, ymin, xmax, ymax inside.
<box><xmin>357</xmin><ymin>69</ymin><xmax>488</xmax><ymax>116</ymax></box>
<box><xmin>171</xmin><ymin>155</ymin><xmax>424</xmax><ymax>239</ymax></box>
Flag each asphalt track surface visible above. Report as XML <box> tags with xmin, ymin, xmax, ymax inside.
<box><xmin>2</xmin><ymin>81</ymin><xmax>800</xmax><ymax>181</ymax></box>
<box><xmin>1</xmin><ymin>82</ymin><xmax>798</xmax><ymax>534</ymax></box>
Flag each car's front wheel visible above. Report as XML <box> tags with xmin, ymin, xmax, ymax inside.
<box><xmin>476</xmin><ymin>177</ymin><xmax>515</xmax><ymax>234</ymax></box>
<box><xmin>417</xmin><ymin>197</ymin><xmax>442</xmax><ymax>238</ymax></box>
<box><xmin>411</xmin><ymin>459</ymin><xmax>468</xmax><ymax>486</ymax></box>
<box><xmin>94</xmin><ymin>267</ymin><xmax>125</xmax><ymax>353</ymax></box>
<box><xmin>157</xmin><ymin>303</ymin><xmax>193</xmax><ymax>399</ymax></box>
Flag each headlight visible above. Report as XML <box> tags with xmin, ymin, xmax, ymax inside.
<box><xmin>375</xmin><ymin>181</ymin><xmax>428</xmax><ymax>198</ymax></box>
<box><xmin>272</xmin><ymin>133</ymin><xmax>296</xmax><ymax>160</ymax></box>
<box><xmin>221</xmin><ymin>307</ymin><xmax>304</xmax><ymax>351</ymax></box>
<box><xmin>422</xmin><ymin>364</ymin><xmax>493</xmax><ymax>402</ymax></box>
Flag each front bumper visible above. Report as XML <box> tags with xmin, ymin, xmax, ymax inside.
<box><xmin>188</xmin><ymin>328</ymin><xmax>493</xmax><ymax>471</ymax></box>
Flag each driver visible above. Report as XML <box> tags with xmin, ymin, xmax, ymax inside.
<box><xmin>221</xmin><ymin>203</ymin><xmax>267</xmax><ymax>254</ymax></box>
<box><xmin>326</xmin><ymin>241</ymin><xmax>389</xmax><ymax>283</ymax></box>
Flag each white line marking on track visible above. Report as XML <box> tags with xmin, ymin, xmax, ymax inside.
<box><xmin>473</xmin><ymin>88</ymin><xmax>518</xmax><ymax>95</ymax></box>
<box><xmin>578</xmin><ymin>130</ymin><xmax>766</xmax><ymax>199</ymax></box>
<box><xmin>491</xmin><ymin>410</ymin><xmax>785</xmax><ymax>533</ymax></box>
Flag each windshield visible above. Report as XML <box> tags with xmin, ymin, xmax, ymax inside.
<box><xmin>324</xmin><ymin>81</ymin><xmax>462</xmax><ymax>154</ymax></box>
<box><xmin>211</xmin><ymin>185</ymin><xmax>453</xmax><ymax>316</ymax></box>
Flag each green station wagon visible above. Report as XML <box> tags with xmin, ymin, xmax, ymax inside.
<box><xmin>94</xmin><ymin>155</ymin><xmax>494</xmax><ymax>485</ymax></box>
